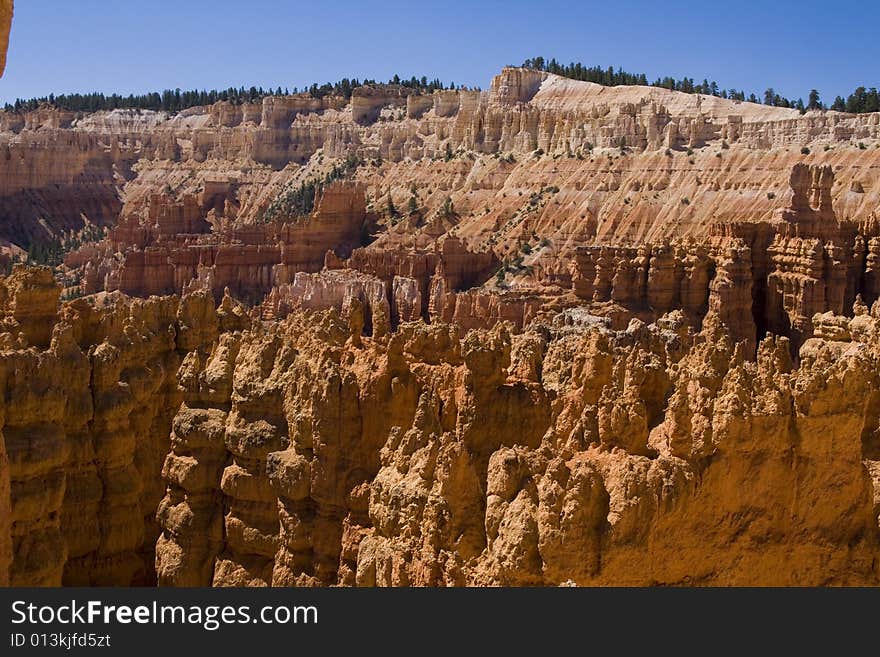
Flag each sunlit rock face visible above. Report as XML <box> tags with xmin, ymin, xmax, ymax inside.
<box><xmin>0</xmin><ymin>0</ymin><xmax>11</xmax><ymax>78</ymax></box>
<box><xmin>0</xmin><ymin>273</ymin><xmax>875</xmax><ymax>586</ymax></box>
<box><xmin>1</xmin><ymin>56</ymin><xmax>880</xmax><ymax>586</ymax></box>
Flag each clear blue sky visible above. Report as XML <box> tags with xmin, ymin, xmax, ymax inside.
<box><xmin>1</xmin><ymin>1</ymin><xmax>877</xmax><ymax>105</ymax></box>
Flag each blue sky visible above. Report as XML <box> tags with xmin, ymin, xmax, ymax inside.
<box><xmin>1</xmin><ymin>1</ymin><xmax>877</xmax><ymax>105</ymax></box>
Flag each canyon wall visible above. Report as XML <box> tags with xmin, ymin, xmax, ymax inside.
<box><xmin>1</xmin><ymin>61</ymin><xmax>880</xmax><ymax>587</ymax></box>
<box><xmin>0</xmin><ymin>268</ymin><xmax>216</xmax><ymax>585</ymax></box>
<box><xmin>2</xmin><ymin>66</ymin><xmax>878</xmax><ymax>253</ymax></box>
<box><xmin>0</xmin><ymin>275</ymin><xmax>878</xmax><ymax>586</ymax></box>
<box><xmin>54</xmin><ymin>159</ymin><xmax>878</xmax><ymax>359</ymax></box>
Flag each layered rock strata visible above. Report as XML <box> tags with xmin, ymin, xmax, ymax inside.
<box><xmin>0</xmin><ymin>268</ymin><xmax>217</xmax><ymax>585</ymax></box>
<box><xmin>2</xmin><ymin>66</ymin><xmax>879</xmax><ymax>252</ymax></box>
<box><xmin>1</xmin><ymin>58</ymin><xmax>880</xmax><ymax>587</ymax></box>
<box><xmin>1</xmin><ymin>273</ymin><xmax>878</xmax><ymax>586</ymax></box>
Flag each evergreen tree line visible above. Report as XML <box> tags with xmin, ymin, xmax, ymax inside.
<box><xmin>5</xmin><ymin>87</ymin><xmax>283</xmax><ymax>113</ymax></box>
<box><xmin>24</xmin><ymin>224</ymin><xmax>108</xmax><ymax>266</ymax></box>
<box><xmin>521</xmin><ymin>57</ymin><xmax>878</xmax><ymax>114</ymax></box>
<box><xmin>306</xmin><ymin>75</ymin><xmax>456</xmax><ymax>99</ymax></box>
<box><xmin>26</xmin><ymin>238</ymin><xmax>65</xmax><ymax>266</ymax></box>
<box><xmin>829</xmin><ymin>87</ymin><xmax>880</xmax><ymax>114</ymax></box>
<box><xmin>3</xmin><ymin>75</ymin><xmax>459</xmax><ymax>114</ymax></box>
<box><xmin>6</xmin><ymin>60</ymin><xmax>873</xmax><ymax>116</ymax></box>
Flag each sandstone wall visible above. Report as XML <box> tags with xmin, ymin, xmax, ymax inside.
<box><xmin>2</xmin><ymin>66</ymin><xmax>879</xmax><ymax>252</ymax></box>
<box><xmin>1</xmin><ymin>56</ymin><xmax>880</xmax><ymax>587</ymax></box>
<box><xmin>150</xmin><ymin>298</ymin><xmax>880</xmax><ymax>586</ymax></box>
<box><xmin>0</xmin><ymin>270</ymin><xmax>217</xmax><ymax>585</ymax></box>
<box><xmin>0</xmin><ymin>0</ymin><xmax>11</xmax><ymax>78</ymax></box>
<box><xmin>74</xmin><ymin>182</ymin><xmax>368</xmax><ymax>301</ymax></box>
<box><xmin>1</xmin><ymin>271</ymin><xmax>878</xmax><ymax>586</ymax></box>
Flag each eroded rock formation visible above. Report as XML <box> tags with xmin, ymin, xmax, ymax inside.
<box><xmin>1</xmin><ymin>61</ymin><xmax>880</xmax><ymax>587</ymax></box>
<box><xmin>0</xmin><ymin>0</ymin><xmax>10</xmax><ymax>78</ymax></box>
<box><xmin>0</xmin><ymin>276</ymin><xmax>877</xmax><ymax>586</ymax></box>
<box><xmin>2</xmin><ymin>65</ymin><xmax>878</xmax><ymax>252</ymax></box>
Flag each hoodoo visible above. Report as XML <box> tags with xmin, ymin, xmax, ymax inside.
<box><xmin>0</xmin><ymin>33</ymin><xmax>879</xmax><ymax>585</ymax></box>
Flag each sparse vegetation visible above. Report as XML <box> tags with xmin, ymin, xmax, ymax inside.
<box><xmin>25</xmin><ymin>223</ymin><xmax>109</xmax><ymax>267</ymax></box>
<box><xmin>441</xmin><ymin>196</ymin><xmax>455</xmax><ymax>217</ymax></box>
<box><xmin>261</xmin><ymin>154</ymin><xmax>362</xmax><ymax>222</ymax></box>
<box><xmin>386</xmin><ymin>192</ymin><xmax>398</xmax><ymax>218</ymax></box>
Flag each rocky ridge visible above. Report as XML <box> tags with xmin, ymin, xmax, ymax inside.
<box><xmin>1</xmin><ymin>56</ymin><xmax>880</xmax><ymax>586</ymax></box>
<box><xmin>0</xmin><ymin>266</ymin><xmax>878</xmax><ymax>586</ymax></box>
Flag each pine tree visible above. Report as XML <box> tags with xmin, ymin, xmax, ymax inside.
<box><xmin>808</xmin><ymin>89</ymin><xmax>821</xmax><ymax>110</ymax></box>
